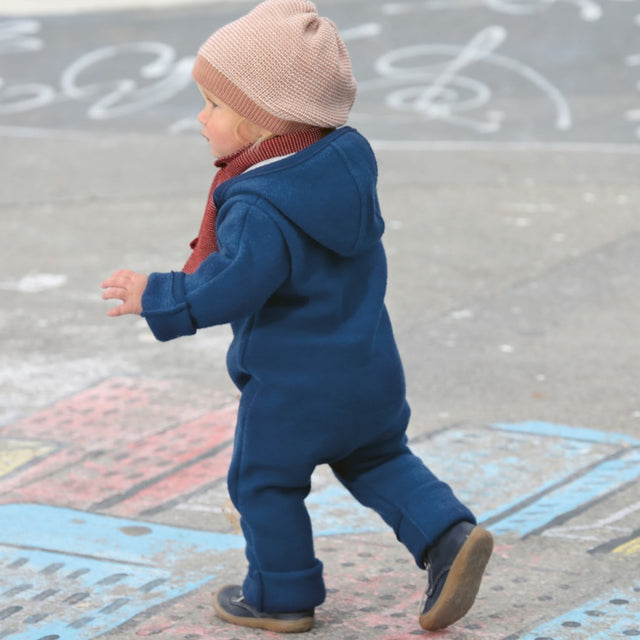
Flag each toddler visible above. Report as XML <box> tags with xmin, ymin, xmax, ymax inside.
<box><xmin>102</xmin><ymin>0</ymin><xmax>493</xmax><ymax>633</ymax></box>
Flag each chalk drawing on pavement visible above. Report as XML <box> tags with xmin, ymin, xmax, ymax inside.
<box><xmin>0</xmin><ymin>273</ymin><xmax>68</xmax><ymax>293</ymax></box>
<box><xmin>1</xmin><ymin>378</ymin><xmax>639</xmax><ymax>637</ymax></box>
<box><xmin>383</xmin><ymin>0</ymin><xmax>605</xmax><ymax>21</ymax></box>
<box><xmin>0</xmin><ymin>438</ymin><xmax>56</xmax><ymax>479</ymax></box>
<box><xmin>545</xmin><ymin>499</ymin><xmax>640</xmax><ymax>551</ymax></box>
<box><xmin>514</xmin><ymin>579</ymin><xmax>640</xmax><ymax>640</ymax></box>
<box><xmin>0</xmin><ymin>19</ymin><xmax>194</xmax><ymax>119</ymax></box>
<box><xmin>0</xmin><ymin>504</ymin><xmax>243</xmax><ymax>640</ymax></box>
<box><xmin>0</xmin><ymin>20</ymin><xmax>54</xmax><ymax>114</ymax></box>
<box><xmin>351</xmin><ymin>25</ymin><xmax>571</xmax><ymax>134</ymax></box>
<box><xmin>308</xmin><ymin>420</ymin><xmax>640</xmax><ymax>548</ymax></box>
<box><xmin>1</xmin><ymin>1</ymin><xmax>639</xmax><ymax>147</ymax></box>
<box><xmin>2</xmin><ymin>379</ymin><xmax>638</xmax><ymax>551</ymax></box>
<box><xmin>477</xmin><ymin>422</ymin><xmax>640</xmax><ymax>541</ymax></box>
<box><xmin>613</xmin><ymin>534</ymin><xmax>640</xmax><ymax>557</ymax></box>
<box><xmin>59</xmin><ymin>43</ymin><xmax>194</xmax><ymax>120</ymax></box>
<box><xmin>0</xmin><ymin>19</ymin><xmax>43</xmax><ymax>54</ymax></box>
<box><xmin>0</xmin><ymin>377</ymin><xmax>237</xmax><ymax>517</ymax></box>
<box><xmin>626</xmin><ymin>27</ymin><xmax>640</xmax><ymax>139</ymax></box>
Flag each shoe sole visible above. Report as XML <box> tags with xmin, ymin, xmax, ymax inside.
<box><xmin>213</xmin><ymin>589</ymin><xmax>314</xmax><ymax>633</ymax></box>
<box><xmin>419</xmin><ymin>526</ymin><xmax>494</xmax><ymax>631</ymax></box>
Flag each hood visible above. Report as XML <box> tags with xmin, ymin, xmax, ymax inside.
<box><xmin>217</xmin><ymin>127</ymin><xmax>384</xmax><ymax>257</ymax></box>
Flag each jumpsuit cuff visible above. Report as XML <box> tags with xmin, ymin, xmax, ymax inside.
<box><xmin>141</xmin><ymin>271</ymin><xmax>196</xmax><ymax>342</ymax></box>
<box><xmin>243</xmin><ymin>559</ymin><xmax>326</xmax><ymax>613</ymax></box>
<box><xmin>398</xmin><ymin>484</ymin><xmax>476</xmax><ymax>569</ymax></box>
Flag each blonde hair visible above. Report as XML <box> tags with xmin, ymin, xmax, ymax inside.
<box><xmin>233</xmin><ymin>116</ymin><xmax>275</xmax><ymax>148</ymax></box>
<box><xmin>253</xmin><ymin>132</ymin><xmax>278</xmax><ymax>147</ymax></box>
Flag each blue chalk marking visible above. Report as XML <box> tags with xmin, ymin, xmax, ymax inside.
<box><xmin>493</xmin><ymin>421</ymin><xmax>640</xmax><ymax>447</ymax></box>
<box><xmin>307</xmin><ymin>485</ymin><xmax>381</xmax><ymax>536</ymax></box>
<box><xmin>2</xmin><ymin>422</ymin><xmax>637</xmax><ymax>638</ymax></box>
<box><xmin>0</xmin><ymin>503</ymin><xmax>243</xmax><ymax>562</ymax></box>
<box><xmin>484</xmin><ymin>423</ymin><xmax>640</xmax><ymax>536</ymax></box>
<box><xmin>486</xmin><ymin>448</ymin><xmax>640</xmax><ymax>536</ymax></box>
<box><xmin>306</xmin><ymin>422</ymin><xmax>640</xmax><ymax>539</ymax></box>
<box><xmin>519</xmin><ymin>580</ymin><xmax>640</xmax><ymax>639</ymax></box>
<box><xmin>0</xmin><ymin>504</ymin><xmax>244</xmax><ymax>640</ymax></box>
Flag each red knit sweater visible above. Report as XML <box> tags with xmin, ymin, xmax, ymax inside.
<box><xmin>183</xmin><ymin>128</ymin><xmax>329</xmax><ymax>274</ymax></box>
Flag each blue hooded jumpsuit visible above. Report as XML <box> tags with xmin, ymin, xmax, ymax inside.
<box><xmin>141</xmin><ymin>127</ymin><xmax>475</xmax><ymax>613</ymax></box>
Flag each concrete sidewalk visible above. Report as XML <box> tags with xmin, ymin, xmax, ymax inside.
<box><xmin>1</xmin><ymin>128</ymin><xmax>639</xmax><ymax>640</ymax></box>
<box><xmin>1</xmin><ymin>1</ymin><xmax>640</xmax><ymax>638</ymax></box>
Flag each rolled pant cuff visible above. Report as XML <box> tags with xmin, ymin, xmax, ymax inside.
<box><xmin>243</xmin><ymin>559</ymin><xmax>325</xmax><ymax>613</ymax></box>
<box><xmin>398</xmin><ymin>490</ymin><xmax>476</xmax><ymax>568</ymax></box>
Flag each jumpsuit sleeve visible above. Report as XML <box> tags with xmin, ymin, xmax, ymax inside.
<box><xmin>141</xmin><ymin>200</ymin><xmax>290</xmax><ymax>342</ymax></box>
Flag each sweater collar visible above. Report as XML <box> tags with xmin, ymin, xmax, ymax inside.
<box><xmin>215</xmin><ymin>127</ymin><xmax>331</xmax><ymax>177</ymax></box>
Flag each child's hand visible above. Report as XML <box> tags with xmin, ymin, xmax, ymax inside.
<box><xmin>101</xmin><ymin>269</ymin><xmax>148</xmax><ymax>317</ymax></box>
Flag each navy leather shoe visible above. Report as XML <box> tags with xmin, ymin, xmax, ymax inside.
<box><xmin>419</xmin><ymin>522</ymin><xmax>493</xmax><ymax>631</ymax></box>
<box><xmin>213</xmin><ymin>585</ymin><xmax>315</xmax><ymax>633</ymax></box>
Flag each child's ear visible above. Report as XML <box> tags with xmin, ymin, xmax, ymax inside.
<box><xmin>237</xmin><ymin>118</ymin><xmax>273</xmax><ymax>144</ymax></box>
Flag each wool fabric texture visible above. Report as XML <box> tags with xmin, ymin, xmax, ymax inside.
<box><xmin>192</xmin><ymin>0</ymin><xmax>357</xmax><ymax>135</ymax></box>
<box><xmin>142</xmin><ymin>127</ymin><xmax>476</xmax><ymax>610</ymax></box>
<box><xmin>183</xmin><ymin>127</ymin><xmax>328</xmax><ymax>273</ymax></box>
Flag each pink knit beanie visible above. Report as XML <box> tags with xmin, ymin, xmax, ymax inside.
<box><xmin>192</xmin><ymin>0</ymin><xmax>357</xmax><ymax>135</ymax></box>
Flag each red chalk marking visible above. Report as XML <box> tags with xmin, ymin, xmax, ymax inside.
<box><xmin>100</xmin><ymin>406</ymin><xmax>237</xmax><ymax>516</ymax></box>
<box><xmin>0</xmin><ymin>377</ymin><xmax>204</xmax><ymax>443</ymax></box>
<box><xmin>6</xmin><ymin>405</ymin><xmax>237</xmax><ymax>512</ymax></box>
<box><xmin>0</xmin><ymin>447</ymin><xmax>93</xmax><ymax>502</ymax></box>
<box><xmin>0</xmin><ymin>377</ymin><xmax>237</xmax><ymax>516</ymax></box>
<box><xmin>110</xmin><ymin>441</ymin><xmax>233</xmax><ymax>517</ymax></box>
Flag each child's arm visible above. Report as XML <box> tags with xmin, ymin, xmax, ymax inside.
<box><xmin>101</xmin><ymin>269</ymin><xmax>148</xmax><ymax>317</ymax></box>
<box><xmin>114</xmin><ymin>200</ymin><xmax>289</xmax><ymax>342</ymax></box>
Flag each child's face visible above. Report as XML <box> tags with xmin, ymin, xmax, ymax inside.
<box><xmin>197</xmin><ymin>86</ymin><xmax>267</xmax><ymax>158</ymax></box>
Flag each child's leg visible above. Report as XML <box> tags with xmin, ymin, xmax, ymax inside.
<box><xmin>330</xmin><ymin>430</ymin><xmax>475</xmax><ymax>566</ymax></box>
<box><xmin>226</xmin><ymin>382</ymin><xmax>325</xmax><ymax>614</ymax></box>
<box><xmin>331</xmin><ymin>429</ymin><xmax>492</xmax><ymax>630</ymax></box>
<box><xmin>234</xmin><ymin>483</ymin><xmax>325</xmax><ymax>613</ymax></box>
